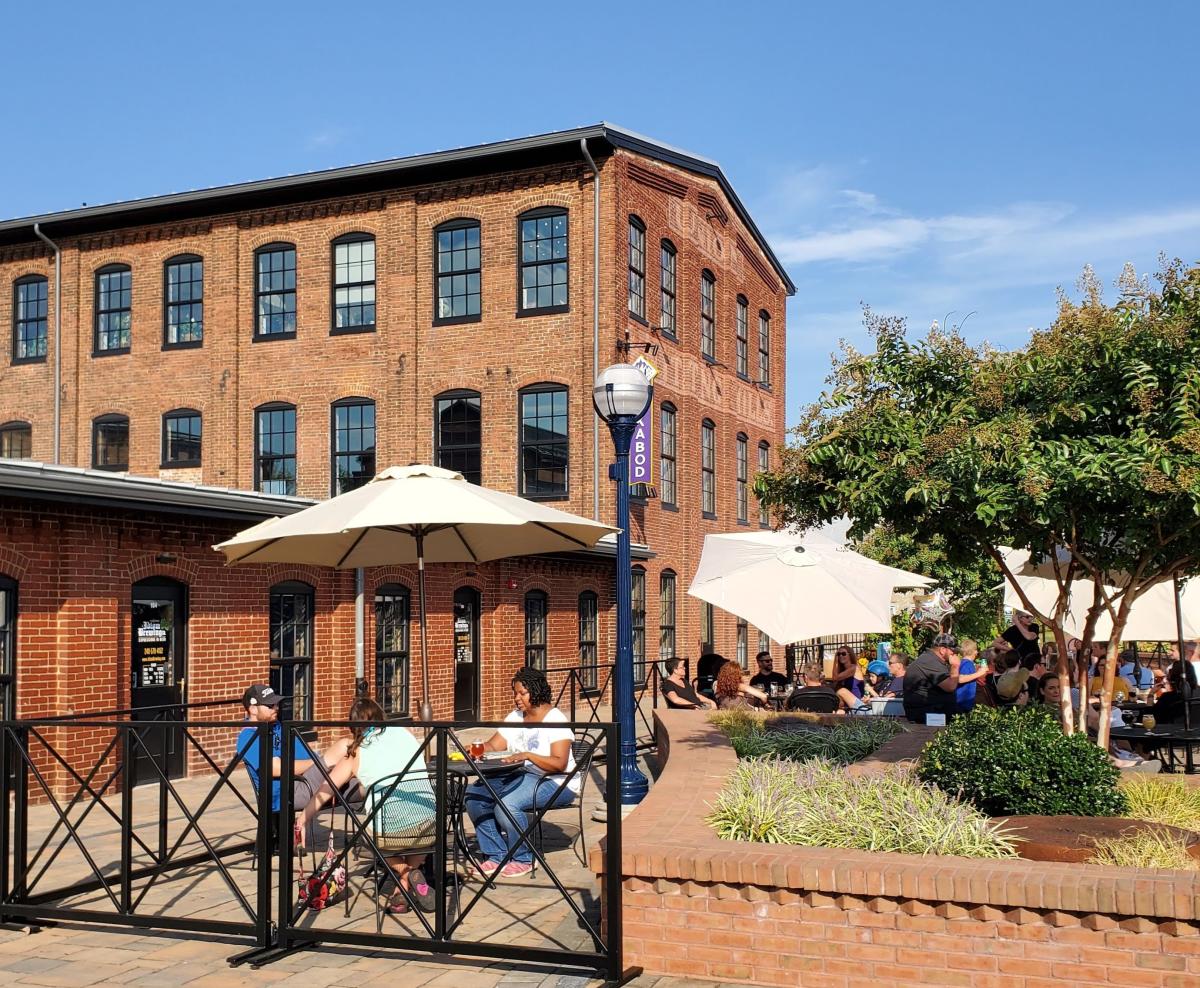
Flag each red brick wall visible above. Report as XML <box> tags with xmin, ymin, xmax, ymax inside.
<box><xmin>595</xmin><ymin>710</ymin><xmax>1200</xmax><ymax>987</ymax></box>
<box><xmin>0</xmin><ymin>140</ymin><xmax>789</xmax><ymax>676</ymax></box>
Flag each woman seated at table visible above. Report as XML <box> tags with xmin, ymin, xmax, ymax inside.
<box><xmin>661</xmin><ymin>657</ymin><xmax>716</xmax><ymax>709</ymax></box>
<box><xmin>464</xmin><ymin>667</ymin><xmax>580</xmax><ymax>879</ymax></box>
<box><xmin>713</xmin><ymin>660</ymin><xmax>768</xmax><ymax>710</ymax></box>
<box><xmin>296</xmin><ymin>697</ymin><xmax>436</xmax><ymax>914</ymax></box>
<box><xmin>1149</xmin><ymin>661</ymin><xmax>1188</xmax><ymax>724</ymax></box>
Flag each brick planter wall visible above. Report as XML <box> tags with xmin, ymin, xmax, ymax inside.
<box><xmin>591</xmin><ymin>709</ymin><xmax>1200</xmax><ymax>987</ymax></box>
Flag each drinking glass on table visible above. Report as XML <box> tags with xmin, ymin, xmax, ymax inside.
<box><xmin>1143</xmin><ymin>714</ymin><xmax>1157</xmax><ymax>732</ymax></box>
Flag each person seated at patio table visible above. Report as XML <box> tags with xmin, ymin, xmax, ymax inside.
<box><xmin>661</xmin><ymin>657</ymin><xmax>716</xmax><ymax>709</ymax></box>
<box><xmin>1118</xmin><ymin>649</ymin><xmax>1155</xmax><ymax>692</ymax></box>
<box><xmin>1148</xmin><ymin>661</ymin><xmax>1188</xmax><ymax>724</ymax></box>
<box><xmin>296</xmin><ymin>697</ymin><xmax>437</xmax><ymax>914</ymax></box>
<box><xmin>714</xmin><ymin>660</ymin><xmax>767</xmax><ymax>710</ymax></box>
<box><xmin>749</xmin><ymin>651</ymin><xmax>789</xmax><ymax>694</ymax></box>
<box><xmin>234</xmin><ymin>684</ymin><xmax>348</xmax><ymax>819</ymax></box>
<box><xmin>787</xmin><ymin>668</ymin><xmax>841</xmax><ymax>709</ymax></box>
<box><xmin>882</xmin><ymin>654</ymin><xmax>908</xmax><ymax>696</ymax></box>
<box><xmin>464</xmin><ymin>667</ymin><xmax>580</xmax><ymax>880</ymax></box>
<box><xmin>1088</xmin><ymin>657</ymin><xmax>1135</xmax><ymax>703</ymax></box>
<box><xmin>830</xmin><ymin>646</ymin><xmax>864</xmax><ymax>702</ymax></box>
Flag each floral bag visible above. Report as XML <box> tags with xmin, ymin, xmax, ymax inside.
<box><xmin>297</xmin><ymin>833</ymin><xmax>347</xmax><ymax>911</ymax></box>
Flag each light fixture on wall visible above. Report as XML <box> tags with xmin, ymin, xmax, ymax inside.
<box><xmin>155</xmin><ymin>553</ymin><xmax>177</xmax><ymax>564</ymax></box>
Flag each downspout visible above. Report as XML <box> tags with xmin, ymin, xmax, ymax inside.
<box><xmin>32</xmin><ymin>223</ymin><xmax>62</xmax><ymax>464</ymax></box>
<box><xmin>580</xmin><ymin>139</ymin><xmax>601</xmax><ymax>521</ymax></box>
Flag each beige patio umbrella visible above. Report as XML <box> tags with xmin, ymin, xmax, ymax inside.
<box><xmin>215</xmin><ymin>464</ymin><xmax>617</xmax><ymax>719</ymax></box>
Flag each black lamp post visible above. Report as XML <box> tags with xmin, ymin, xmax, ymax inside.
<box><xmin>593</xmin><ymin>363</ymin><xmax>652</xmax><ymax>805</ymax></box>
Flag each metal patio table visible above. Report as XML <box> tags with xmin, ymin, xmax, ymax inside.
<box><xmin>1110</xmin><ymin>723</ymin><xmax>1200</xmax><ymax>773</ymax></box>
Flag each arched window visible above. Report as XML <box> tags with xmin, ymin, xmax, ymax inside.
<box><xmin>331</xmin><ymin>233</ymin><xmax>376</xmax><ymax>334</ymax></box>
<box><xmin>578</xmin><ymin>591</ymin><xmax>598</xmax><ymax>691</ymax></box>
<box><xmin>758</xmin><ymin>310</ymin><xmax>771</xmax><ymax>385</ymax></box>
<box><xmin>737</xmin><ymin>617</ymin><xmax>748</xmax><ymax>668</ymax></box>
<box><xmin>92</xmin><ymin>414</ymin><xmax>129</xmax><ymax>471</ymax></box>
<box><xmin>163</xmin><ymin>254</ymin><xmax>204</xmax><ymax>347</ymax></box>
<box><xmin>94</xmin><ymin>264</ymin><xmax>132</xmax><ymax>355</ymax></box>
<box><xmin>13</xmin><ymin>274</ymin><xmax>48</xmax><ymax>362</ymax></box>
<box><xmin>524</xmin><ymin>590</ymin><xmax>548</xmax><ymax>670</ymax></box>
<box><xmin>758</xmin><ymin>441</ymin><xmax>771</xmax><ymax>528</ymax></box>
<box><xmin>659</xmin><ymin>402</ymin><xmax>677</xmax><ymax>508</ymax></box>
<box><xmin>375</xmin><ymin>583</ymin><xmax>410</xmax><ymax>716</ymax></box>
<box><xmin>736</xmin><ymin>432</ymin><xmax>749</xmax><ymax>523</ymax></box>
<box><xmin>162</xmin><ymin>408</ymin><xmax>202</xmax><ymax>467</ymax></box>
<box><xmin>701</xmin><ymin>419</ymin><xmax>716</xmax><ymax>516</ymax></box>
<box><xmin>331</xmin><ymin>397</ymin><xmax>376</xmax><ymax>495</ymax></box>
<box><xmin>255</xmin><ymin>402</ymin><xmax>296</xmax><ymax>494</ymax></box>
<box><xmin>701</xmin><ymin>601</ymin><xmax>715</xmax><ymax>654</ymax></box>
<box><xmin>700</xmin><ymin>270</ymin><xmax>715</xmax><ymax>361</ymax></box>
<box><xmin>0</xmin><ymin>421</ymin><xmax>32</xmax><ymax>460</ymax></box>
<box><xmin>0</xmin><ymin>574</ymin><xmax>16</xmax><ymax>719</ymax></box>
<box><xmin>270</xmin><ymin>580</ymin><xmax>314</xmax><ymax>720</ymax></box>
<box><xmin>735</xmin><ymin>295</ymin><xmax>749</xmax><ymax>378</ymax></box>
<box><xmin>254</xmin><ymin>243</ymin><xmax>297</xmax><ymax>339</ymax></box>
<box><xmin>434</xmin><ymin>389</ymin><xmax>482</xmax><ymax>484</ymax></box>
<box><xmin>658</xmin><ymin>570</ymin><xmax>676</xmax><ymax>663</ymax></box>
<box><xmin>659</xmin><ymin>240</ymin><xmax>677</xmax><ymax>337</ymax></box>
<box><xmin>627</xmin><ymin>216</ymin><xmax>646</xmax><ymax>320</ymax></box>
<box><xmin>632</xmin><ymin>566</ymin><xmax>646</xmax><ymax>684</ymax></box>
<box><xmin>434</xmin><ymin>219</ymin><xmax>482</xmax><ymax>324</ymax></box>
<box><xmin>517</xmin><ymin>207</ymin><xmax>568</xmax><ymax>314</ymax></box>
<box><xmin>518</xmin><ymin>384</ymin><xmax>568</xmax><ymax>498</ymax></box>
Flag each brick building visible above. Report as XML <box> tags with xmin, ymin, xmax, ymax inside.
<box><xmin>0</xmin><ymin>123</ymin><xmax>792</xmax><ymax>739</ymax></box>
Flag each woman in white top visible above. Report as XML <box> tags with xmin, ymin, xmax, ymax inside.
<box><xmin>464</xmin><ymin>667</ymin><xmax>578</xmax><ymax>879</ymax></box>
<box><xmin>297</xmin><ymin>697</ymin><xmax>436</xmax><ymax>915</ymax></box>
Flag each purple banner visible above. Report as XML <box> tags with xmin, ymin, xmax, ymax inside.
<box><xmin>630</xmin><ymin>406</ymin><xmax>653</xmax><ymax>486</ymax></box>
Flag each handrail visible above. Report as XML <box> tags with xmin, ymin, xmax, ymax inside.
<box><xmin>40</xmin><ymin>696</ymin><xmax>264</xmax><ymax>722</ymax></box>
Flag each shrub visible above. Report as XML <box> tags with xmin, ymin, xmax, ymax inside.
<box><xmin>708</xmin><ymin>757</ymin><xmax>1018</xmax><ymax>858</ymax></box>
<box><xmin>711</xmin><ymin>711</ymin><xmax>904</xmax><ymax>765</ymax></box>
<box><xmin>917</xmin><ymin>705</ymin><xmax>1127</xmax><ymax>817</ymax></box>
<box><xmin>1087</xmin><ymin>829</ymin><xmax>1199</xmax><ymax>871</ymax></box>
<box><xmin>1121</xmin><ymin>776</ymin><xmax>1200</xmax><ymax>833</ymax></box>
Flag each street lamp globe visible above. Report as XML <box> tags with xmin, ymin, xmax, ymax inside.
<box><xmin>593</xmin><ymin>363</ymin><xmax>652</xmax><ymax>421</ymax></box>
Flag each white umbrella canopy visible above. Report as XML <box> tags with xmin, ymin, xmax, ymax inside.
<box><xmin>687</xmin><ymin>530</ymin><xmax>933</xmax><ymax>643</ymax></box>
<box><xmin>1001</xmin><ymin>547</ymin><xmax>1200</xmax><ymax>640</ymax></box>
<box><xmin>215</xmin><ymin>464</ymin><xmax>618</xmax><ymax>719</ymax></box>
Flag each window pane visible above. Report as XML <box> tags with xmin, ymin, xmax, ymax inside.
<box><xmin>0</xmin><ymin>425</ymin><xmax>32</xmax><ymax>459</ymax></box>
<box><xmin>164</xmin><ymin>413</ymin><xmax>202</xmax><ymax>465</ymax></box>
<box><xmin>14</xmin><ymin>278</ymin><xmax>49</xmax><ymax>360</ymax></box>
<box><xmin>165</xmin><ymin>258</ymin><xmax>204</xmax><ymax>344</ymax></box>
<box><xmin>436</xmin><ymin>392</ymin><xmax>482</xmax><ymax>485</ymax></box>
<box><xmin>256</xmin><ymin>407</ymin><xmax>296</xmax><ymax>494</ymax></box>
<box><xmin>519</xmin><ymin>211</ymin><xmax>568</xmax><ymax>312</ymax></box>
<box><xmin>435</xmin><ymin>223</ymin><xmax>481</xmax><ymax>321</ymax></box>
<box><xmin>519</xmin><ymin>387</ymin><xmax>568</xmax><ymax>497</ymax></box>
<box><xmin>255</xmin><ymin>247</ymin><xmax>296</xmax><ymax>337</ymax></box>
<box><xmin>333</xmin><ymin>401</ymin><xmax>376</xmax><ymax>493</ymax></box>
<box><xmin>94</xmin><ymin>419</ymin><xmax>129</xmax><ymax>470</ymax></box>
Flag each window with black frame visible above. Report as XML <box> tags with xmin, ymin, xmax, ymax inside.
<box><xmin>659</xmin><ymin>240</ymin><xmax>676</xmax><ymax>336</ymax></box>
<box><xmin>735</xmin><ymin>296</ymin><xmax>748</xmax><ymax>378</ymax></box>
<box><xmin>434</xmin><ymin>390</ymin><xmax>482</xmax><ymax>485</ymax></box>
<box><xmin>759</xmin><ymin>630</ymin><xmax>770</xmax><ymax>654</ymax></box>
<box><xmin>700</xmin><ymin>270</ymin><xmax>715</xmax><ymax>361</ymax></box>
<box><xmin>632</xmin><ymin>567</ymin><xmax>646</xmax><ymax>685</ymax></box>
<box><xmin>628</xmin><ymin>216</ymin><xmax>645</xmax><ymax>320</ymax></box>
<box><xmin>578</xmin><ymin>591</ymin><xmax>598</xmax><ymax>691</ymax></box>
<box><xmin>332</xmin><ymin>234</ymin><xmax>376</xmax><ymax>333</ymax></box>
<box><xmin>434</xmin><ymin>220</ymin><xmax>481</xmax><ymax>324</ymax></box>
<box><xmin>758</xmin><ymin>441</ymin><xmax>771</xmax><ymax>527</ymax></box>
<box><xmin>92</xmin><ymin>414</ymin><xmax>129</xmax><ymax>470</ymax></box>
<box><xmin>255</xmin><ymin>244</ymin><xmax>297</xmax><ymax>339</ymax></box>
<box><xmin>702</xmin><ymin>601</ymin><xmax>715</xmax><ymax>652</ymax></box>
<box><xmin>331</xmin><ymin>398</ymin><xmax>376</xmax><ymax>495</ymax></box>
<box><xmin>162</xmin><ymin>409</ymin><xmax>201</xmax><ymax>467</ymax></box>
<box><xmin>0</xmin><ymin>576</ymin><xmax>15</xmax><ymax>720</ymax></box>
<box><xmin>660</xmin><ymin>402</ymin><xmax>677</xmax><ymax>508</ymax></box>
<box><xmin>658</xmin><ymin>570</ymin><xmax>676</xmax><ymax>662</ymax></box>
<box><xmin>517</xmin><ymin>208</ymin><xmax>568</xmax><ymax>314</ymax></box>
<box><xmin>524</xmin><ymin>590</ymin><xmax>547</xmax><ymax>670</ymax></box>
<box><xmin>759</xmin><ymin>310</ymin><xmax>771</xmax><ymax>385</ymax></box>
<box><xmin>270</xmin><ymin>581</ymin><xmax>313</xmax><ymax>720</ymax></box>
<box><xmin>519</xmin><ymin>385</ymin><xmax>568</xmax><ymax>498</ymax></box>
<box><xmin>0</xmin><ymin>422</ymin><xmax>31</xmax><ymax>460</ymax></box>
<box><xmin>375</xmin><ymin>584</ymin><xmax>410</xmax><ymax>717</ymax></box>
<box><xmin>13</xmin><ymin>275</ymin><xmax>48</xmax><ymax>362</ymax></box>
<box><xmin>736</xmin><ymin>432</ymin><xmax>748</xmax><ymax>523</ymax></box>
<box><xmin>94</xmin><ymin>265</ymin><xmax>131</xmax><ymax>354</ymax></box>
<box><xmin>256</xmin><ymin>403</ymin><xmax>296</xmax><ymax>495</ymax></box>
<box><xmin>163</xmin><ymin>254</ymin><xmax>204</xmax><ymax>347</ymax></box>
<box><xmin>701</xmin><ymin>419</ymin><xmax>716</xmax><ymax>516</ymax></box>
<box><xmin>737</xmin><ymin>617</ymin><xmax>748</xmax><ymax>668</ymax></box>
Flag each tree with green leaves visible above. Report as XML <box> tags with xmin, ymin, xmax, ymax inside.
<box><xmin>757</xmin><ymin>261</ymin><xmax>1200</xmax><ymax>746</ymax></box>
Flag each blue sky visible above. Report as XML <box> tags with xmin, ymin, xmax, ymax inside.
<box><xmin>4</xmin><ymin>1</ymin><xmax>1197</xmax><ymax>426</ymax></box>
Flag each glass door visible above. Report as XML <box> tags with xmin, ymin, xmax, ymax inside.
<box><xmin>453</xmin><ymin>587</ymin><xmax>481</xmax><ymax>720</ymax></box>
<box><xmin>131</xmin><ymin>578</ymin><xmax>188</xmax><ymax>784</ymax></box>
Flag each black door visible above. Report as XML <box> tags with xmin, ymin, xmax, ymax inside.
<box><xmin>131</xmin><ymin>578</ymin><xmax>188</xmax><ymax>784</ymax></box>
<box><xmin>453</xmin><ymin>587</ymin><xmax>481</xmax><ymax>720</ymax></box>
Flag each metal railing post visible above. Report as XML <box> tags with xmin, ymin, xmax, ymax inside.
<box><xmin>570</xmin><ymin>671</ymin><xmax>578</xmax><ymax>722</ymax></box>
<box><xmin>13</xmin><ymin>725</ymin><xmax>30</xmax><ymax>902</ymax></box>
<box><xmin>0</xmin><ymin>726</ymin><xmax>9</xmax><ymax>919</ymax></box>
<box><xmin>120</xmin><ymin>727</ymin><xmax>134</xmax><ymax>914</ymax></box>
<box><xmin>604</xmin><ymin>721</ymin><xmax>624</xmax><ymax>983</ymax></box>
<box><xmin>157</xmin><ymin>718</ymin><xmax>169</xmax><ymax>865</ymax></box>
<box><xmin>276</xmin><ymin>722</ymin><xmax>293</xmax><ymax>953</ymax></box>
<box><xmin>255</xmin><ymin>722</ymin><xmax>273</xmax><ymax>950</ymax></box>
<box><xmin>434</xmin><ymin>726</ymin><xmax>448</xmax><ymax>943</ymax></box>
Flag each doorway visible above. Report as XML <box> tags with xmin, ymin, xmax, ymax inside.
<box><xmin>131</xmin><ymin>578</ymin><xmax>188</xmax><ymax>784</ymax></box>
<box><xmin>453</xmin><ymin>587</ymin><xmax>481</xmax><ymax>720</ymax></box>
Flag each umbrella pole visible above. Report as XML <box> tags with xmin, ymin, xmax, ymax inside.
<box><xmin>418</xmin><ymin>531</ymin><xmax>434</xmax><ymax>723</ymax></box>
<box><xmin>1176</xmin><ymin>575</ymin><xmax>1191</xmax><ymax>732</ymax></box>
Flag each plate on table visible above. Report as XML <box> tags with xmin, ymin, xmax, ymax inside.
<box><xmin>482</xmin><ymin>750</ymin><xmax>517</xmax><ymax>762</ymax></box>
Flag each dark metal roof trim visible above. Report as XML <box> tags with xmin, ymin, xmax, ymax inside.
<box><xmin>0</xmin><ymin>123</ymin><xmax>794</xmax><ymax>296</ymax></box>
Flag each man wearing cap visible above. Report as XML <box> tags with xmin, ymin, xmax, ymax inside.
<box><xmin>903</xmin><ymin>634</ymin><xmax>972</xmax><ymax>724</ymax></box>
<box><xmin>235</xmin><ymin>684</ymin><xmax>345</xmax><ymax>818</ymax></box>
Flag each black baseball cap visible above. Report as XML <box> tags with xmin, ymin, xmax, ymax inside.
<box><xmin>242</xmin><ymin>684</ymin><xmax>282</xmax><ymax>708</ymax></box>
<box><xmin>933</xmin><ymin>633</ymin><xmax>959</xmax><ymax>650</ymax></box>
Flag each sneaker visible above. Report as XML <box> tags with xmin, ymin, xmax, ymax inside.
<box><xmin>408</xmin><ymin>868</ymin><xmax>437</xmax><ymax>913</ymax></box>
<box><xmin>498</xmin><ymin>861</ymin><xmax>533</xmax><ymax>879</ymax></box>
<box><xmin>475</xmin><ymin>859</ymin><xmax>501</xmax><ymax>877</ymax></box>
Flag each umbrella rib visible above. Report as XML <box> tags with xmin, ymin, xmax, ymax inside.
<box><xmin>452</xmin><ymin>526</ymin><xmax>480</xmax><ymax>563</ymax></box>
<box><xmin>226</xmin><ymin>536</ymin><xmax>281</xmax><ymax>564</ymax></box>
<box><xmin>334</xmin><ymin>529</ymin><xmax>372</xmax><ymax>569</ymax></box>
<box><xmin>531</xmin><ymin>521</ymin><xmax>592</xmax><ymax>549</ymax></box>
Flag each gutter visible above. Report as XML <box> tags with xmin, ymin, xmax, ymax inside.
<box><xmin>580</xmin><ymin>139</ymin><xmax>601</xmax><ymax>522</ymax></box>
<box><xmin>31</xmin><ymin>224</ymin><xmax>61</xmax><ymax>464</ymax></box>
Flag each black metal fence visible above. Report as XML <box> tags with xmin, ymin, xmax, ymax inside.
<box><xmin>0</xmin><ymin>706</ymin><xmax>623</xmax><ymax>980</ymax></box>
<box><xmin>544</xmin><ymin>659</ymin><xmax>685</xmax><ymax>749</ymax></box>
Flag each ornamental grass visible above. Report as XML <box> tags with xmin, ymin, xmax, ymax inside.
<box><xmin>1087</xmin><ymin>829</ymin><xmax>1200</xmax><ymax>871</ymax></box>
<box><xmin>707</xmin><ymin>757</ymin><xmax>1019</xmax><ymax>859</ymax></box>
<box><xmin>710</xmin><ymin>710</ymin><xmax>904</xmax><ymax>765</ymax></box>
<box><xmin>1119</xmin><ymin>776</ymin><xmax>1200</xmax><ymax>833</ymax></box>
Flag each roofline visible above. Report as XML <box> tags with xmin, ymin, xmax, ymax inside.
<box><xmin>0</xmin><ymin>122</ymin><xmax>795</xmax><ymax>295</ymax></box>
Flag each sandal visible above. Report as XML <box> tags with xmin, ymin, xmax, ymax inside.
<box><xmin>386</xmin><ymin>893</ymin><xmax>411</xmax><ymax>914</ymax></box>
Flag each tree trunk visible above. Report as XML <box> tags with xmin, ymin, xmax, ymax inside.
<box><xmin>1095</xmin><ymin>595</ymin><xmax>1134</xmax><ymax>752</ymax></box>
<box><xmin>1052</xmin><ymin>625</ymin><xmax>1073</xmax><ymax>733</ymax></box>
